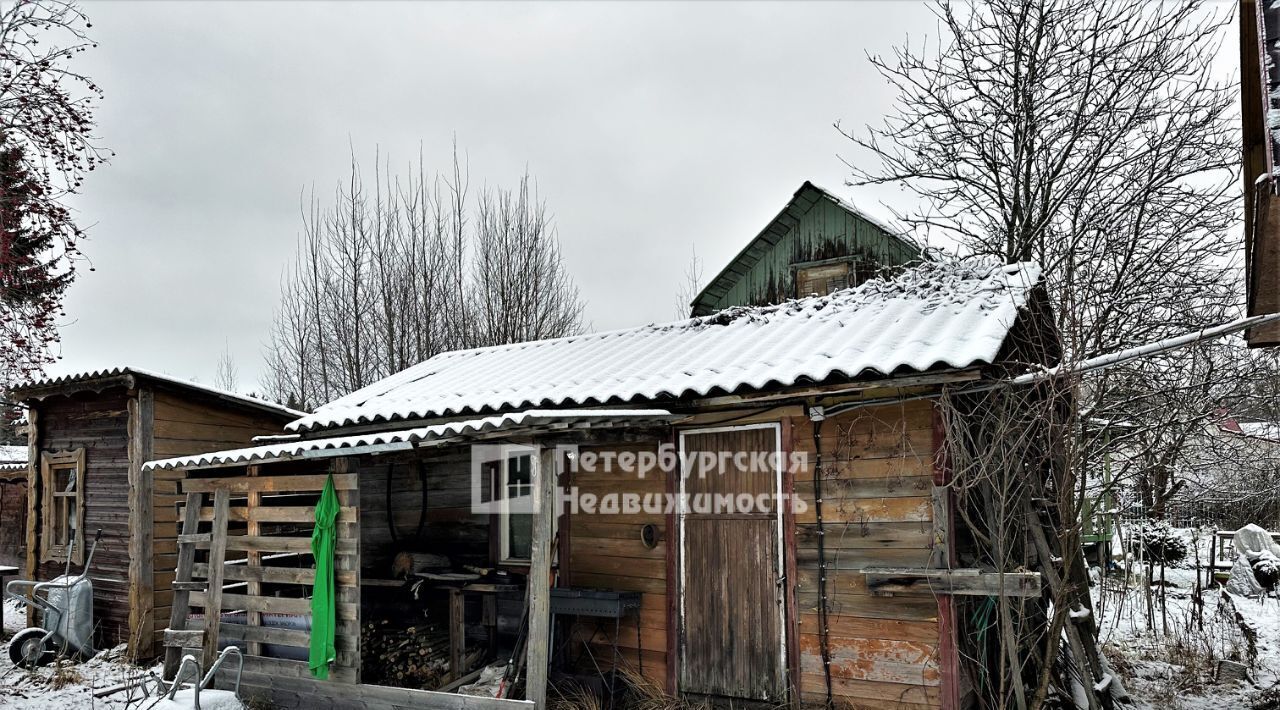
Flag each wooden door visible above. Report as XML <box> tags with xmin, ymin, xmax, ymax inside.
<box><xmin>679</xmin><ymin>425</ymin><xmax>785</xmax><ymax>701</ymax></box>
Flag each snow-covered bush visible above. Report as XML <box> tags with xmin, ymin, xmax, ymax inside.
<box><xmin>1130</xmin><ymin>522</ymin><xmax>1188</xmax><ymax>564</ymax></box>
<box><xmin>1252</xmin><ymin>550</ymin><xmax>1279</xmax><ymax>591</ymax></box>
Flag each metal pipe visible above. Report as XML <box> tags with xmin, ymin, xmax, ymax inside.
<box><xmin>809</xmin><ymin>410</ymin><xmax>834</xmax><ymax>705</ymax></box>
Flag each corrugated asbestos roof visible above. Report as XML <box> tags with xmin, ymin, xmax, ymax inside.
<box><xmin>286</xmin><ymin>260</ymin><xmax>1042</xmax><ymax>434</ymax></box>
<box><xmin>12</xmin><ymin>367</ymin><xmax>304</xmax><ymax>420</ymax></box>
<box><xmin>144</xmin><ymin>409</ymin><xmax>681</xmax><ymax>471</ymax></box>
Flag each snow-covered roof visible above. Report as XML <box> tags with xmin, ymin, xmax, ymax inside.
<box><xmin>144</xmin><ymin>409</ymin><xmax>681</xmax><ymax>471</ymax></box>
<box><xmin>287</xmin><ymin>259</ymin><xmax>1042</xmax><ymax>434</ymax></box>
<box><xmin>12</xmin><ymin>367</ymin><xmax>304</xmax><ymax>420</ymax></box>
<box><xmin>0</xmin><ymin>445</ymin><xmax>25</xmax><ymax>465</ymax></box>
<box><xmin>1220</xmin><ymin>418</ymin><xmax>1280</xmax><ymax>443</ymax></box>
<box><xmin>0</xmin><ymin>446</ymin><xmax>26</xmax><ymax>477</ymax></box>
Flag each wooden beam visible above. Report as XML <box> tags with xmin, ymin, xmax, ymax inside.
<box><xmin>126</xmin><ymin>386</ymin><xmax>156</xmax><ymax>658</ymax></box>
<box><xmin>189</xmin><ymin>590</ymin><xmax>359</xmax><ymax>620</ymax></box>
<box><xmin>449</xmin><ymin>588</ymin><xmax>466</xmax><ymax>681</ymax></box>
<box><xmin>163</xmin><ymin>491</ymin><xmax>203</xmax><ymax>680</ymax></box>
<box><xmin>180</xmin><ymin>534</ymin><xmax>357</xmax><ymax>555</ymax></box>
<box><xmin>163</xmin><ymin>628</ymin><xmax>204</xmax><ymax>649</ymax></box>
<box><xmin>524</xmin><ymin>448</ymin><xmax>557</xmax><ymax>709</ymax></box>
<box><xmin>863</xmin><ymin>568</ymin><xmax>1042</xmax><ymax>598</ymax></box>
<box><xmin>246</xmin><ymin>464</ymin><xmax>262</xmax><ymax>657</ymax></box>
<box><xmin>23</xmin><ymin>406</ymin><xmax>38</xmax><ymax>628</ymax></box>
<box><xmin>932</xmin><ymin>404</ymin><xmax>961</xmax><ymax>710</ymax></box>
<box><xmin>182</xmin><ymin>473</ymin><xmax>357</xmax><ymax>494</ymax></box>
<box><xmin>201</xmin><ymin>489</ymin><xmax>230</xmax><ymax>669</ymax></box>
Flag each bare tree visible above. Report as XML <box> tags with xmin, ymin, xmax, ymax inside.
<box><xmin>673</xmin><ymin>246</ymin><xmax>704</xmax><ymax>319</ymax></box>
<box><xmin>471</xmin><ymin>174</ymin><xmax>583</xmax><ymax>347</ymax></box>
<box><xmin>214</xmin><ymin>341</ymin><xmax>238</xmax><ymax>392</ymax></box>
<box><xmin>0</xmin><ymin>0</ymin><xmax>109</xmax><ymax>390</ymax></box>
<box><xmin>263</xmin><ymin>145</ymin><xmax>583</xmax><ymax>408</ymax></box>
<box><xmin>846</xmin><ymin>1</ymin><xmax>1247</xmax><ymax>708</ymax></box>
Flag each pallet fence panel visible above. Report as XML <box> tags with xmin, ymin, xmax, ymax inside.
<box><xmin>173</xmin><ymin>463</ymin><xmax>363</xmax><ymax>688</ymax></box>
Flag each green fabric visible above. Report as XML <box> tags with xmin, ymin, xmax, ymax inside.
<box><xmin>309</xmin><ymin>472</ymin><xmax>339</xmax><ymax>679</ymax></box>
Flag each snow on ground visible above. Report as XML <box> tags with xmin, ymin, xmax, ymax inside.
<box><xmin>0</xmin><ymin>641</ymin><xmax>239</xmax><ymax>710</ymax></box>
<box><xmin>0</xmin><ymin>645</ymin><xmax>162</xmax><ymax>710</ymax></box>
<box><xmin>1096</xmin><ymin>527</ymin><xmax>1280</xmax><ymax>709</ymax></box>
<box><xmin>5</xmin><ymin>598</ymin><xmax>26</xmax><ymax>635</ymax></box>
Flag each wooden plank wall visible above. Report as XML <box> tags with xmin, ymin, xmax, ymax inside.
<box><xmin>181</xmin><ymin>460</ymin><xmax>361</xmax><ymax>700</ymax></box>
<box><xmin>0</xmin><ymin>475</ymin><xmax>27</xmax><ymax>568</ymax></box>
<box><xmin>357</xmin><ymin>450</ymin><xmax>489</xmax><ymax>576</ymax></box>
<box><xmin>30</xmin><ymin>390</ymin><xmax>133</xmax><ymax>648</ymax></box>
<box><xmin>564</xmin><ymin>442</ymin><xmax>669</xmax><ymax>688</ymax></box>
<box><xmin>790</xmin><ymin>399</ymin><xmax>942</xmax><ymax>709</ymax></box>
<box><xmin>148</xmin><ymin>389</ymin><xmax>295</xmax><ymax>654</ymax></box>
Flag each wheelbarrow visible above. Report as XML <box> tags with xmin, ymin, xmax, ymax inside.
<box><xmin>6</xmin><ymin>528</ymin><xmax>102</xmax><ymax>666</ymax></box>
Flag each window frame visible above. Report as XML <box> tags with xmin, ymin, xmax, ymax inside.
<box><xmin>40</xmin><ymin>448</ymin><xmax>86</xmax><ymax>565</ymax></box>
<box><xmin>497</xmin><ymin>451</ymin><xmax>535</xmax><ymax>564</ymax></box>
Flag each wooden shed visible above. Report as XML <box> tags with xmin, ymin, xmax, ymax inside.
<box><xmin>147</xmin><ymin>260</ymin><xmax>1054</xmax><ymax>710</ymax></box>
<box><xmin>9</xmin><ymin>367</ymin><xmax>302</xmax><ymax>657</ymax></box>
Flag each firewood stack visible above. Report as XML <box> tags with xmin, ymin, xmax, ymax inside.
<box><xmin>360</xmin><ymin>619</ymin><xmax>486</xmax><ymax>690</ymax></box>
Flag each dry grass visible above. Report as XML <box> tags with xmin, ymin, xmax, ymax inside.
<box><xmin>1101</xmin><ymin>589</ymin><xmax>1252</xmax><ymax>708</ymax></box>
<box><xmin>550</xmin><ymin>681</ymin><xmax>604</xmax><ymax>710</ymax></box>
<box><xmin>48</xmin><ymin>659</ymin><xmax>82</xmax><ymax>690</ymax></box>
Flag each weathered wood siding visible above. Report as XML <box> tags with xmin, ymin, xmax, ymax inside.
<box><xmin>699</xmin><ymin>196</ymin><xmax>919</xmax><ymax>314</ymax></box>
<box><xmin>148</xmin><ymin>390</ymin><xmax>294</xmax><ymax>654</ymax></box>
<box><xmin>790</xmin><ymin>399</ymin><xmax>942</xmax><ymax>708</ymax></box>
<box><xmin>680</xmin><ymin>426</ymin><xmax>784</xmax><ymax>700</ymax></box>
<box><xmin>564</xmin><ymin>442</ymin><xmax>670</xmax><ymax>688</ymax></box>
<box><xmin>0</xmin><ymin>475</ymin><xmax>27</xmax><ymax>568</ymax></box>
<box><xmin>357</xmin><ymin>450</ymin><xmax>489</xmax><ymax>575</ymax></box>
<box><xmin>30</xmin><ymin>390</ymin><xmax>133</xmax><ymax>648</ymax></box>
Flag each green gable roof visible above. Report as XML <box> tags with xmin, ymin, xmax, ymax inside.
<box><xmin>690</xmin><ymin>182</ymin><xmax>921</xmax><ymax>316</ymax></box>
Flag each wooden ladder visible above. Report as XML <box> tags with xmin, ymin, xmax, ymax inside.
<box><xmin>162</xmin><ymin>488</ymin><xmax>231</xmax><ymax>681</ymax></box>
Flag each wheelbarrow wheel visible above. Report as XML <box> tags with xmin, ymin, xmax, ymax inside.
<box><xmin>8</xmin><ymin>628</ymin><xmax>56</xmax><ymax>667</ymax></box>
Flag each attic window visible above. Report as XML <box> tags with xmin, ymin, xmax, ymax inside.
<box><xmin>795</xmin><ymin>258</ymin><xmax>879</xmax><ymax>297</ymax></box>
<box><xmin>796</xmin><ymin>262</ymin><xmax>851</xmax><ymax>297</ymax></box>
<box><xmin>40</xmin><ymin>449</ymin><xmax>85</xmax><ymax>565</ymax></box>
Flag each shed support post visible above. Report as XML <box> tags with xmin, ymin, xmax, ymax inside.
<box><xmin>525</xmin><ymin>447</ymin><xmax>557</xmax><ymax>710</ymax></box>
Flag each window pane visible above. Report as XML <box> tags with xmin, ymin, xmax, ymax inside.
<box><xmin>508</xmin><ymin>512</ymin><xmax>532</xmax><ymax>560</ymax></box>
<box><xmin>55</xmin><ymin>468</ymin><xmax>75</xmax><ymax>493</ymax></box>
<box><xmin>508</xmin><ymin>455</ymin><xmax>531</xmax><ymax>485</ymax></box>
<box><xmin>55</xmin><ymin>497</ymin><xmax>68</xmax><ymax>546</ymax></box>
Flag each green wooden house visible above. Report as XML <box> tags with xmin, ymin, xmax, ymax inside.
<box><xmin>689</xmin><ymin>181</ymin><xmax>922</xmax><ymax>315</ymax></box>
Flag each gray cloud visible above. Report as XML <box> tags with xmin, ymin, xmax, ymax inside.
<box><xmin>53</xmin><ymin>0</ymin><xmax>935</xmax><ymax>393</ymax></box>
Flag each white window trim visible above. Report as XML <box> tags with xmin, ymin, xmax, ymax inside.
<box><xmin>497</xmin><ymin>447</ymin><xmax>535</xmax><ymax>564</ymax></box>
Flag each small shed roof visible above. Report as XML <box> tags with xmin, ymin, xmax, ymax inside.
<box><xmin>287</xmin><ymin>259</ymin><xmax>1043</xmax><ymax>434</ymax></box>
<box><xmin>144</xmin><ymin>409</ymin><xmax>682</xmax><ymax>471</ymax></box>
<box><xmin>11</xmin><ymin>367</ymin><xmax>304</xmax><ymax>420</ymax></box>
<box><xmin>0</xmin><ymin>445</ymin><xmax>26</xmax><ymax>478</ymax></box>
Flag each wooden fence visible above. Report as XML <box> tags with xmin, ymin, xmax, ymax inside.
<box><xmin>164</xmin><ymin>459</ymin><xmax>361</xmax><ymax>692</ymax></box>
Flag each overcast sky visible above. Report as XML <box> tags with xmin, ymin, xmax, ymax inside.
<box><xmin>51</xmin><ymin>1</ymin><xmax>944</xmax><ymax>393</ymax></box>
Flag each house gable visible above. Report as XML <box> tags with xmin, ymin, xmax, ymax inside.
<box><xmin>690</xmin><ymin>181</ymin><xmax>921</xmax><ymax>316</ymax></box>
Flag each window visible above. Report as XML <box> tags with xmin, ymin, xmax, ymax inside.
<box><xmin>795</xmin><ymin>262</ymin><xmax>850</xmax><ymax>297</ymax></box>
<box><xmin>40</xmin><ymin>449</ymin><xmax>85</xmax><ymax>564</ymax></box>
<box><xmin>499</xmin><ymin>454</ymin><xmax>533</xmax><ymax>563</ymax></box>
